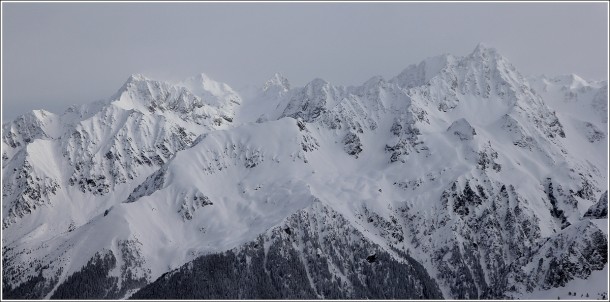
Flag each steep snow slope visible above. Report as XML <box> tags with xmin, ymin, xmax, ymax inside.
<box><xmin>131</xmin><ymin>202</ymin><xmax>444</xmax><ymax>299</ymax></box>
<box><xmin>2</xmin><ymin>73</ymin><xmax>243</xmax><ymax>298</ymax></box>
<box><xmin>2</xmin><ymin>73</ymin><xmax>239</xmax><ymax>227</ymax></box>
<box><xmin>2</xmin><ymin>44</ymin><xmax>607</xmax><ymax>299</ymax></box>
<box><xmin>529</xmin><ymin>74</ymin><xmax>607</xmax><ymax>171</ymax></box>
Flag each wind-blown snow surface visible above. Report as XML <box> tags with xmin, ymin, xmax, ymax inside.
<box><xmin>2</xmin><ymin>44</ymin><xmax>608</xmax><ymax>299</ymax></box>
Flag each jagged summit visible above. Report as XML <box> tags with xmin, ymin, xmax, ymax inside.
<box><xmin>262</xmin><ymin>72</ymin><xmax>290</xmax><ymax>93</ymax></box>
<box><xmin>470</xmin><ymin>42</ymin><xmax>499</xmax><ymax>57</ymax></box>
<box><xmin>549</xmin><ymin>74</ymin><xmax>590</xmax><ymax>89</ymax></box>
<box><xmin>177</xmin><ymin>73</ymin><xmax>242</xmax><ymax>108</ymax></box>
<box><xmin>362</xmin><ymin>75</ymin><xmax>385</xmax><ymax>87</ymax></box>
<box><xmin>127</xmin><ymin>73</ymin><xmax>150</xmax><ymax>82</ymax></box>
<box><xmin>305</xmin><ymin>77</ymin><xmax>331</xmax><ymax>88</ymax></box>
<box><xmin>29</xmin><ymin>109</ymin><xmax>54</xmax><ymax>119</ymax></box>
<box><xmin>180</xmin><ymin>72</ymin><xmax>232</xmax><ymax>94</ymax></box>
<box><xmin>390</xmin><ymin>53</ymin><xmax>455</xmax><ymax>89</ymax></box>
<box><xmin>2</xmin><ymin>44</ymin><xmax>607</xmax><ymax>300</ymax></box>
<box><xmin>188</xmin><ymin>72</ymin><xmax>215</xmax><ymax>82</ymax></box>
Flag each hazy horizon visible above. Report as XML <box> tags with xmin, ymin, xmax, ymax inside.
<box><xmin>2</xmin><ymin>2</ymin><xmax>608</xmax><ymax>121</ymax></box>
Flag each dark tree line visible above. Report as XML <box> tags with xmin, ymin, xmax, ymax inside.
<box><xmin>50</xmin><ymin>251</ymin><xmax>120</xmax><ymax>299</ymax></box>
<box><xmin>131</xmin><ymin>220</ymin><xmax>443</xmax><ymax>300</ymax></box>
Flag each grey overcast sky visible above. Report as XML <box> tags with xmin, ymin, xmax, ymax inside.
<box><xmin>2</xmin><ymin>2</ymin><xmax>608</xmax><ymax>121</ymax></box>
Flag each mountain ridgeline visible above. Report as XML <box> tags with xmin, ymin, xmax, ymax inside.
<box><xmin>2</xmin><ymin>44</ymin><xmax>608</xmax><ymax>299</ymax></box>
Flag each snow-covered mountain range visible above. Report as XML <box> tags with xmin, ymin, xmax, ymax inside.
<box><xmin>2</xmin><ymin>43</ymin><xmax>608</xmax><ymax>299</ymax></box>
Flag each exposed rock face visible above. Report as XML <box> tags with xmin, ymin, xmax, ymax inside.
<box><xmin>343</xmin><ymin>132</ymin><xmax>363</xmax><ymax>158</ymax></box>
<box><xmin>585</xmin><ymin>191</ymin><xmax>608</xmax><ymax>219</ymax></box>
<box><xmin>2</xmin><ymin>74</ymin><xmax>238</xmax><ymax>229</ymax></box>
<box><xmin>2</xmin><ymin>44</ymin><xmax>607</xmax><ymax>299</ymax></box>
<box><xmin>447</xmin><ymin>118</ymin><xmax>477</xmax><ymax>141</ymax></box>
<box><xmin>131</xmin><ymin>203</ymin><xmax>444</xmax><ymax>299</ymax></box>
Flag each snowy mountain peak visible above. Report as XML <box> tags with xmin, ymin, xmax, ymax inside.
<box><xmin>391</xmin><ymin>53</ymin><xmax>455</xmax><ymax>89</ymax></box>
<box><xmin>106</xmin><ymin>72</ymin><xmax>242</xmax><ymax>117</ymax></box>
<box><xmin>306</xmin><ymin>77</ymin><xmax>330</xmax><ymax>88</ymax></box>
<box><xmin>127</xmin><ymin>73</ymin><xmax>150</xmax><ymax>82</ymax></box>
<box><xmin>30</xmin><ymin>109</ymin><xmax>53</xmax><ymax>120</ymax></box>
<box><xmin>2</xmin><ymin>44</ymin><xmax>607</xmax><ymax>300</ymax></box>
<box><xmin>7</xmin><ymin>109</ymin><xmax>57</xmax><ymax>129</ymax></box>
<box><xmin>191</xmin><ymin>72</ymin><xmax>214</xmax><ymax>82</ymax></box>
<box><xmin>473</xmin><ymin>41</ymin><xmax>492</xmax><ymax>52</ymax></box>
<box><xmin>362</xmin><ymin>75</ymin><xmax>386</xmax><ymax>87</ymax></box>
<box><xmin>181</xmin><ymin>72</ymin><xmax>234</xmax><ymax>93</ymax></box>
<box><xmin>262</xmin><ymin>72</ymin><xmax>290</xmax><ymax>93</ymax></box>
<box><xmin>470</xmin><ymin>42</ymin><xmax>500</xmax><ymax>58</ymax></box>
<box><xmin>177</xmin><ymin>73</ymin><xmax>242</xmax><ymax>108</ymax></box>
<box><xmin>463</xmin><ymin>43</ymin><xmax>515</xmax><ymax>74</ymax></box>
<box><xmin>550</xmin><ymin>74</ymin><xmax>590</xmax><ymax>89</ymax></box>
